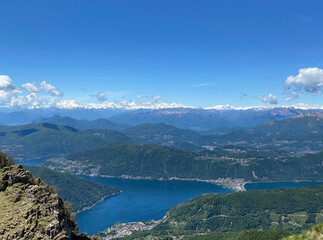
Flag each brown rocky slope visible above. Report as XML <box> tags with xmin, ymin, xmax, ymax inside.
<box><xmin>0</xmin><ymin>163</ymin><xmax>93</xmax><ymax>240</ymax></box>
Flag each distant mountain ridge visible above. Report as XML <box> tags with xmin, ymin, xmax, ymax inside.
<box><xmin>197</xmin><ymin>112</ymin><xmax>323</xmax><ymax>154</ymax></box>
<box><xmin>0</xmin><ymin>107</ymin><xmax>323</xmax><ymax>131</ymax></box>
<box><xmin>251</xmin><ymin>112</ymin><xmax>323</xmax><ymax>135</ymax></box>
<box><xmin>0</xmin><ymin>122</ymin><xmax>131</xmax><ymax>161</ymax></box>
<box><xmin>110</xmin><ymin>108</ymin><xmax>236</xmax><ymax>131</ymax></box>
<box><xmin>34</xmin><ymin>115</ymin><xmax>129</xmax><ymax>131</ymax></box>
<box><xmin>110</xmin><ymin>107</ymin><xmax>323</xmax><ymax>130</ymax></box>
<box><xmin>124</xmin><ymin>123</ymin><xmax>201</xmax><ymax>144</ymax></box>
<box><xmin>1</xmin><ymin>111</ymin><xmax>323</xmax><ymax>162</ymax></box>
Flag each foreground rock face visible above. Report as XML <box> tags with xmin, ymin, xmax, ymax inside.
<box><xmin>0</xmin><ymin>164</ymin><xmax>91</xmax><ymax>240</ymax></box>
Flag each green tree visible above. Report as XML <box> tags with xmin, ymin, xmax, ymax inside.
<box><xmin>0</xmin><ymin>151</ymin><xmax>14</xmax><ymax>168</ymax></box>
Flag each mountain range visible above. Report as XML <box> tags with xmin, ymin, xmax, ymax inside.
<box><xmin>1</xmin><ymin>107</ymin><xmax>323</xmax><ymax>131</ymax></box>
<box><xmin>1</xmin><ymin>112</ymin><xmax>323</xmax><ymax>161</ymax></box>
<box><xmin>34</xmin><ymin>115</ymin><xmax>129</xmax><ymax>131</ymax></box>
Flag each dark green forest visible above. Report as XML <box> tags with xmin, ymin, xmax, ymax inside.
<box><xmin>24</xmin><ymin>166</ymin><xmax>120</xmax><ymax>212</ymax></box>
<box><xmin>44</xmin><ymin>142</ymin><xmax>323</xmax><ymax>182</ymax></box>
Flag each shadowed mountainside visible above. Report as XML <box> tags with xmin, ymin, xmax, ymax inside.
<box><xmin>0</xmin><ymin>122</ymin><xmax>131</xmax><ymax>161</ymax></box>
<box><xmin>24</xmin><ymin>166</ymin><xmax>120</xmax><ymax>212</ymax></box>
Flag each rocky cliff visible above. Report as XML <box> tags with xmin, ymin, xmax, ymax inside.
<box><xmin>0</xmin><ymin>164</ymin><xmax>92</xmax><ymax>240</ymax></box>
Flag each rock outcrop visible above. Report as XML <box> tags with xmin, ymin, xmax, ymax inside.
<box><xmin>0</xmin><ymin>164</ymin><xmax>92</xmax><ymax>240</ymax></box>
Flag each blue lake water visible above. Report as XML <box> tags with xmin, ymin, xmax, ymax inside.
<box><xmin>76</xmin><ymin>177</ymin><xmax>234</xmax><ymax>235</ymax></box>
<box><xmin>16</xmin><ymin>158</ymin><xmax>47</xmax><ymax>166</ymax></box>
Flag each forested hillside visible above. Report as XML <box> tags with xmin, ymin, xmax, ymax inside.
<box><xmin>43</xmin><ymin>143</ymin><xmax>323</xmax><ymax>182</ymax></box>
<box><xmin>34</xmin><ymin>115</ymin><xmax>129</xmax><ymax>131</ymax></box>
<box><xmin>24</xmin><ymin>166</ymin><xmax>120</xmax><ymax>212</ymax></box>
<box><xmin>196</xmin><ymin>113</ymin><xmax>323</xmax><ymax>154</ymax></box>
<box><xmin>119</xmin><ymin>185</ymin><xmax>323</xmax><ymax>239</ymax></box>
<box><xmin>0</xmin><ymin>122</ymin><xmax>131</xmax><ymax>160</ymax></box>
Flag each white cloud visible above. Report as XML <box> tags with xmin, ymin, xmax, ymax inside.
<box><xmin>0</xmin><ymin>90</ymin><xmax>10</xmax><ymax>102</ymax></box>
<box><xmin>192</xmin><ymin>83</ymin><xmax>211</xmax><ymax>87</ymax></box>
<box><xmin>3</xmin><ymin>74</ymin><xmax>323</xmax><ymax>110</ymax></box>
<box><xmin>0</xmin><ymin>76</ymin><xmax>188</xmax><ymax>109</ymax></box>
<box><xmin>0</xmin><ymin>75</ymin><xmax>63</xmax><ymax>108</ymax></box>
<box><xmin>54</xmin><ymin>96</ymin><xmax>188</xmax><ymax>110</ymax></box>
<box><xmin>95</xmin><ymin>92</ymin><xmax>107</xmax><ymax>102</ymax></box>
<box><xmin>56</xmin><ymin>99</ymin><xmax>83</xmax><ymax>109</ymax></box>
<box><xmin>22</xmin><ymin>82</ymin><xmax>39</xmax><ymax>93</ymax></box>
<box><xmin>136</xmin><ymin>95</ymin><xmax>146</xmax><ymax>99</ymax></box>
<box><xmin>256</xmin><ymin>93</ymin><xmax>278</xmax><ymax>105</ymax></box>
<box><xmin>22</xmin><ymin>81</ymin><xmax>62</xmax><ymax>96</ymax></box>
<box><xmin>205</xmin><ymin>104</ymin><xmax>323</xmax><ymax>110</ymax></box>
<box><xmin>0</xmin><ymin>75</ymin><xmax>16</xmax><ymax>90</ymax></box>
<box><xmin>285</xmin><ymin>67</ymin><xmax>323</xmax><ymax>97</ymax></box>
<box><xmin>0</xmin><ymin>76</ymin><xmax>22</xmax><ymax>105</ymax></box>
<box><xmin>39</xmin><ymin>81</ymin><xmax>63</xmax><ymax>96</ymax></box>
<box><xmin>284</xmin><ymin>91</ymin><xmax>299</xmax><ymax>102</ymax></box>
<box><xmin>152</xmin><ymin>95</ymin><xmax>161</xmax><ymax>102</ymax></box>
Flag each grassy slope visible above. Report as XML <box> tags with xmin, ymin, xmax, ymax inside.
<box><xmin>285</xmin><ymin>224</ymin><xmax>323</xmax><ymax>240</ymax></box>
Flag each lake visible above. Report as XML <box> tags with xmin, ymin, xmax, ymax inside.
<box><xmin>76</xmin><ymin>177</ymin><xmax>234</xmax><ymax>235</ymax></box>
<box><xmin>77</xmin><ymin>178</ymin><xmax>323</xmax><ymax>235</ymax></box>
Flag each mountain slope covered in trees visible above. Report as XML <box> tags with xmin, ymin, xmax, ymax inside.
<box><xmin>34</xmin><ymin>115</ymin><xmax>129</xmax><ymax>131</ymax></box>
<box><xmin>124</xmin><ymin>123</ymin><xmax>201</xmax><ymax>144</ymax></box>
<box><xmin>43</xmin><ymin>143</ymin><xmax>323</xmax><ymax>182</ymax></box>
<box><xmin>0</xmin><ymin>122</ymin><xmax>131</xmax><ymax>161</ymax></box>
<box><xmin>24</xmin><ymin>166</ymin><xmax>120</xmax><ymax>212</ymax></box>
<box><xmin>196</xmin><ymin>113</ymin><xmax>323</xmax><ymax>154</ymax></box>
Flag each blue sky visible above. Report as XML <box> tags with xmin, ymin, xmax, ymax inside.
<box><xmin>1</xmin><ymin>0</ymin><xmax>323</xmax><ymax>109</ymax></box>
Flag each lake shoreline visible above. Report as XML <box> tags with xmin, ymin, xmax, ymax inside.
<box><xmin>78</xmin><ymin>173</ymin><xmax>247</xmax><ymax>192</ymax></box>
<box><xmin>78</xmin><ymin>174</ymin><xmax>323</xmax><ymax>194</ymax></box>
<box><xmin>75</xmin><ymin>190</ymin><xmax>122</xmax><ymax>214</ymax></box>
